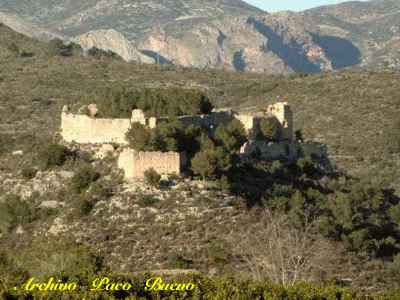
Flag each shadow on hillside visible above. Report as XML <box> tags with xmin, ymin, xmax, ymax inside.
<box><xmin>247</xmin><ymin>17</ymin><xmax>321</xmax><ymax>74</ymax></box>
<box><xmin>140</xmin><ymin>50</ymin><xmax>172</xmax><ymax>65</ymax></box>
<box><xmin>233</xmin><ymin>50</ymin><xmax>246</xmax><ymax>72</ymax></box>
<box><xmin>311</xmin><ymin>33</ymin><xmax>361</xmax><ymax>69</ymax></box>
<box><xmin>227</xmin><ymin>142</ymin><xmax>337</xmax><ymax>207</ymax></box>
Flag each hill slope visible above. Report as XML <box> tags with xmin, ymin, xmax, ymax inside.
<box><xmin>0</xmin><ymin>23</ymin><xmax>399</xmax><ymax>188</ymax></box>
<box><xmin>1</xmin><ymin>23</ymin><xmax>400</xmax><ymax>292</ymax></box>
<box><xmin>1</xmin><ymin>0</ymin><xmax>399</xmax><ymax>72</ymax></box>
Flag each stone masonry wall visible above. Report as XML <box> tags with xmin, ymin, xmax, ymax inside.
<box><xmin>61</xmin><ymin>112</ymin><xmax>131</xmax><ymax>144</ymax></box>
<box><xmin>118</xmin><ymin>148</ymin><xmax>184</xmax><ymax>179</ymax></box>
<box><xmin>241</xmin><ymin>141</ymin><xmax>326</xmax><ymax>161</ymax></box>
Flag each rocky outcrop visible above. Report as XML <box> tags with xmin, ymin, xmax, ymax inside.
<box><xmin>73</xmin><ymin>29</ymin><xmax>154</xmax><ymax>63</ymax></box>
<box><xmin>2</xmin><ymin>0</ymin><xmax>399</xmax><ymax>72</ymax></box>
<box><xmin>69</xmin><ymin>15</ymin><xmax>334</xmax><ymax>74</ymax></box>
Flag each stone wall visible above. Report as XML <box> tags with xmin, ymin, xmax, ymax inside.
<box><xmin>241</xmin><ymin>141</ymin><xmax>326</xmax><ymax>161</ymax></box>
<box><xmin>118</xmin><ymin>148</ymin><xmax>185</xmax><ymax>179</ymax></box>
<box><xmin>235</xmin><ymin>114</ymin><xmax>255</xmax><ymax>133</ymax></box>
<box><xmin>61</xmin><ymin>102</ymin><xmax>294</xmax><ymax>145</ymax></box>
<box><xmin>61</xmin><ymin>112</ymin><xmax>131</xmax><ymax>144</ymax></box>
<box><xmin>266</xmin><ymin>102</ymin><xmax>293</xmax><ymax>141</ymax></box>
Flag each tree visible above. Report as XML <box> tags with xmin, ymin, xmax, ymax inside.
<box><xmin>153</xmin><ymin>119</ymin><xmax>184</xmax><ymax>152</ymax></box>
<box><xmin>227</xmin><ymin>210</ymin><xmax>344</xmax><ymax>286</ymax></box>
<box><xmin>215</xmin><ymin>119</ymin><xmax>247</xmax><ymax>153</ymax></box>
<box><xmin>295</xmin><ymin>129</ymin><xmax>304</xmax><ymax>143</ymax></box>
<box><xmin>191</xmin><ymin>151</ymin><xmax>217</xmax><ymax>181</ymax></box>
<box><xmin>39</xmin><ymin>144</ymin><xmax>69</xmax><ymax>169</ymax></box>
<box><xmin>125</xmin><ymin>122</ymin><xmax>152</xmax><ymax>151</ymax></box>
<box><xmin>87</xmin><ymin>47</ymin><xmax>121</xmax><ymax>59</ymax></box>
<box><xmin>144</xmin><ymin>168</ymin><xmax>161</xmax><ymax>188</ymax></box>
<box><xmin>48</xmin><ymin>39</ymin><xmax>79</xmax><ymax>57</ymax></box>
<box><xmin>214</xmin><ymin>146</ymin><xmax>232</xmax><ymax>172</ymax></box>
<box><xmin>71</xmin><ymin>164</ymin><xmax>100</xmax><ymax>194</ymax></box>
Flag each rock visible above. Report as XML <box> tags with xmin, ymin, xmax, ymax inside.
<box><xmin>74</xmin><ymin>29</ymin><xmax>154</xmax><ymax>63</ymax></box>
<box><xmin>40</xmin><ymin>201</ymin><xmax>62</xmax><ymax>209</ymax></box>
<box><xmin>48</xmin><ymin>217</ymin><xmax>68</xmax><ymax>235</ymax></box>
<box><xmin>58</xmin><ymin>170</ymin><xmax>74</xmax><ymax>179</ymax></box>
<box><xmin>15</xmin><ymin>225</ymin><xmax>24</xmax><ymax>235</ymax></box>
<box><xmin>87</xmin><ymin>103</ymin><xmax>98</xmax><ymax>117</ymax></box>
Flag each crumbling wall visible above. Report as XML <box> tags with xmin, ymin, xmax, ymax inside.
<box><xmin>118</xmin><ymin>148</ymin><xmax>185</xmax><ymax>179</ymax></box>
<box><xmin>266</xmin><ymin>102</ymin><xmax>293</xmax><ymax>141</ymax></box>
<box><xmin>241</xmin><ymin>141</ymin><xmax>326</xmax><ymax>161</ymax></box>
<box><xmin>61</xmin><ymin>112</ymin><xmax>131</xmax><ymax>144</ymax></box>
<box><xmin>235</xmin><ymin>114</ymin><xmax>255</xmax><ymax>133</ymax></box>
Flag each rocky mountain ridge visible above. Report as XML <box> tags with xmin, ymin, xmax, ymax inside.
<box><xmin>0</xmin><ymin>0</ymin><xmax>399</xmax><ymax>72</ymax></box>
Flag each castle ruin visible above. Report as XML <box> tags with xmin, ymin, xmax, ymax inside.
<box><xmin>60</xmin><ymin>102</ymin><xmax>294</xmax><ymax>179</ymax></box>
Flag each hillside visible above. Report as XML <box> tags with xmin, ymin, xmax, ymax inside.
<box><xmin>1</xmin><ymin>24</ymin><xmax>400</xmax><ymax>294</ymax></box>
<box><xmin>1</xmin><ymin>22</ymin><xmax>399</xmax><ymax>186</ymax></box>
<box><xmin>0</xmin><ymin>0</ymin><xmax>399</xmax><ymax>73</ymax></box>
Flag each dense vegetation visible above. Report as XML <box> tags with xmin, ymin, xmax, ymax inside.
<box><xmin>89</xmin><ymin>87</ymin><xmax>213</xmax><ymax>118</ymax></box>
<box><xmin>1</xmin><ymin>23</ymin><xmax>400</xmax><ymax>296</ymax></box>
<box><xmin>126</xmin><ymin>118</ymin><xmax>246</xmax><ymax>179</ymax></box>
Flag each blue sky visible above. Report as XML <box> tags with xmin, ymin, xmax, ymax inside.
<box><xmin>243</xmin><ymin>0</ymin><xmax>367</xmax><ymax>12</ymax></box>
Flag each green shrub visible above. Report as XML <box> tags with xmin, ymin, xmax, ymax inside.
<box><xmin>137</xmin><ymin>194</ymin><xmax>160</xmax><ymax>207</ymax></box>
<box><xmin>71</xmin><ymin>164</ymin><xmax>100</xmax><ymax>194</ymax></box>
<box><xmin>87</xmin><ymin>47</ymin><xmax>121</xmax><ymax>59</ymax></box>
<box><xmin>48</xmin><ymin>39</ymin><xmax>83</xmax><ymax>57</ymax></box>
<box><xmin>0</xmin><ymin>133</ymin><xmax>14</xmax><ymax>154</ymax></box>
<box><xmin>79</xmin><ymin>197</ymin><xmax>95</xmax><ymax>216</ymax></box>
<box><xmin>168</xmin><ymin>253</ymin><xmax>193</xmax><ymax>269</ymax></box>
<box><xmin>0</xmin><ymin>194</ymin><xmax>36</xmax><ymax>233</ymax></box>
<box><xmin>126</xmin><ymin>122</ymin><xmax>152</xmax><ymax>151</ymax></box>
<box><xmin>144</xmin><ymin>168</ymin><xmax>161</xmax><ymax>188</ymax></box>
<box><xmin>39</xmin><ymin>143</ymin><xmax>69</xmax><ymax>169</ymax></box>
<box><xmin>215</xmin><ymin>119</ymin><xmax>247</xmax><ymax>153</ymax></box>
<box><xmin>93</xmin><ymin>87</ymin><xmax>213</xmax><ymax>119</ymax></box>
<box><xmin>21</xmin><ymin>166</ymin><xmax>37</xmax><ymax>179</ymax></box>
<box><xmin>191</xmin><ymin>151</ymin><xmax>217</xmax><ymax>181</ymax></box>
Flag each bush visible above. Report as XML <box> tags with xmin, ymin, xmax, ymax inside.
<box><xmin>71</xmin><ymin>164</ymin><xmax>100</xmax><ymax>194</ymax></box>
<box><xmin>0</xmin><ymin>133</ymin><xmax>13</xmax><ymax>154</ymax></box>
<box><xmin>215</xmin><ymin>119</ymin><xmax>247</xmax><ymax>153</ymax></box>
<box><xmin>126</xmin><ymin>122</ymin><xmax>152</xmax><ymax>151</ymax></box>
<box><xmin>144</xmin><ymin>168</ymin><xmax>161</xmax><ymax>187</ymax></box>
<box><xmin>79</xmin><ymin>197</ymin><xmax>95</xmax><ymax>216</ymax></box>
<box><xmin>21</xmin><ymin>166</ymin><xmax>37</xmax><ymax>179</ymax></box>
<box><xmin>94</xmin><ymin>87</ymin><xmax>213</xmax><ymax>118</ymax></box>
<box><xmin>0</xmin><ymin>194</ymin><xmax>36</xmax><ymax>234</ymax></box>
<box><xmin>137</xmin><ymin>194</ymin><xmax>160</xmax><ymax>207</ymax></box>
<box><xmin>191</xmin><ymin>151</ymin><xmax>217</xmax><ymax>181</ymax></box>
<box><xmin>87</xmin><ymin>47</ymin><xmax>121</xmax><ymax>59</ymax></box>
<box><xmin>39</xmin><ymin>143</ymin><xmax>69</xmax><ymax>169</ymax></box>
<box><xmin>168</xmin><ymin>253</ymin><xmax>193</xmax><ymax>269</ymax></box>
<box><xmin>49</xmin><ymin>39</ymin><xmax>81</xmax><ymax>57</ymax></box>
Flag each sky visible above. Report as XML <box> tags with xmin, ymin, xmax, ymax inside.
<box><xmin>243</xmin><ymin>0</ymin><xmax>367</xmax><ymax>12</ymax></box>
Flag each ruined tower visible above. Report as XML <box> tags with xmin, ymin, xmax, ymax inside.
<box><xmin>266</xmin><ymin>102</ymin><xmax>293</xmax><ymax>141</ymax></box>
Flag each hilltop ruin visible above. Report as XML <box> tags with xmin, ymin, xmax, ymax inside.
<box><xmin>60</xmin><ymin>102</ymin><xmax>323</xmax><ymax>179</ymax></box>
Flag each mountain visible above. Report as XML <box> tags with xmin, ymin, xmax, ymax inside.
<box><xmin>305</xmin><ymin>0</ymin><xmax>400</xmax><ymax>69</ymax></box>
<box><xmin>0</xmin><ymin>0</ymin><xmax>399</xmax><ymax>72</ymax></box>
<box><xmin>0</xmin><ymin>11</ymin><xmax>64</xmax><ymax>41</ymax></box>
